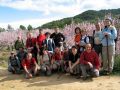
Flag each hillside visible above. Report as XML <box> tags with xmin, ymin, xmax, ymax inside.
<box><xmin>39</xmin><ymin>8</ymin><xmax>120</xmax><ymax>29</ymax></box>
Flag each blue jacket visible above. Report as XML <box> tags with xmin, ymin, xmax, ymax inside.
<box><xmin>100</xmin><ymin>26</ymin><xmax>117</xmax><ymax>46</ymax></box>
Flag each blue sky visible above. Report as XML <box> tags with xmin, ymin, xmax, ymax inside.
<box><xmin>0</xmin><ymin>0</ymin><xmax>120</xmax><ymax>29</ymax></box>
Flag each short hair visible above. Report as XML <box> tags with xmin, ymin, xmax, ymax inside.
<box><xmin>71</xmin><ymin>46</ymin><xmax>77</xmax><ymax>49</ymax></box>
<box><xmin>39</xmin><ymin>28</ymin><xmax>43</xmax><ymax>32</ymax></box>
<box><xmin>45</xmin><ymin>32</ymin><xmax>51</xmax><ymax>36</ymax></box>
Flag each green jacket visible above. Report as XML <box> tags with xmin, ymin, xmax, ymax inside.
<box><xmin>14</xmin><ymin>40</ymin><xmax>24</xmax><ymax>50</ymax></box>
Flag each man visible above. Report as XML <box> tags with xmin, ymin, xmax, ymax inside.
<box><xmin>68</xmin><ymin>46</ymin><xmax>80</xmax><ymax>76</ymax></box>
<box><xmin>40</xmin><ymin>49</ymin><xmax>52</xmax><ymax>76</ymax></box>
<box><xmin>51</xmin><ymin>47</ymin><xmax>64</xmax><ymax>71</ymax></box>
<box><xmin>43</xmin><ymin>32</ymin><xmax>55</xmax><ymax>54</ymax></box>
<box><xmin>80</xmin><ymin>44</ymin><xmax>100</xmax><ymax>80</ymax></box>
<box><xmin>50</xmin><ymin>27</ymin><xmax>65</xmax><ymax>47</ymax></box>
<box><xmin>22</xmin><ymin>53</ymin><xmax>40</xmax><ymax>79</ymax></box>
<box><xmin>14</xmin><ymin>36</ymin><xmax>24</xmax><ymax>53</ymax></box>
<box><xmin>17</xmin><ymin>47</ymin><xmax>27</xmax><ymax>69</ymax></box>
<box><xmin>100</xmin><ymin>18</ymin><xmax>117</xmax><ymax>74</ymax></box>
<box><xmin>93</xmin><ymin>22</ymin><xmax>102</xmax><ymax>56</ymax></box>
<box><xmin>36</xmin><ymin>29</ymin><xmax>46</xmax><ymax>61</ymax></box>
<box><xmin>8</xmin><ymin>51</ymin><xmax>21</xmax><ymax>74</ymax></box>
<box><xmin>26</xmin><ymin>32</ymin><xmax>38</xmax><ymax>63</ymax></box>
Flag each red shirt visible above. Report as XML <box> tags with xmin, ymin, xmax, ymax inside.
<box><xmin>26</xmin><ymin>38</ymin><xmax>36</xmax><ymax>48</ymax></box>
<box><xmin>52</xmin><ymin>52</ymin><xmax>63</xmax><ymax>61</ymax></box>
<box><xmin>80</xmin><ymin>50</ymin><xmax>100</xmax><ymax>69</ymax></box>
<box><xmin>22</xmin><ymin>58</ymin><xmax>36</xmax><ymax>69</ymax></box>
<box><xmin>37</xmin><ymin>34</ymin><xmax>46</xmax><ymax>48</ymax></box>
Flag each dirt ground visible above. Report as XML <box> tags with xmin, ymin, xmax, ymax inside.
<box><xmin>0</xmin><ymin>67</ymin><xmax>120</xmax><ymax>90</ymax></box>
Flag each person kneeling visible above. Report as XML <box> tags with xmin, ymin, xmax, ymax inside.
<box><xmin>51</xmin><ymin>47</ymin><xmax>64</xmax><ymax>72</ymax></box>
<box><xmin>40</xmin><ymin>50</ymin><xmax>52</xmax><ymax>76</ymax></box>
<box><xmin>68</xmin><ymin>46</ymin><xmax>80</xmax><ymax>77</ymax></box>
<box><xmin>8</xmin><ymin>51</ymin><xmax>21</xmax><ymax>74</ymax></box>
<box><xmin>22</xmin><ymin>53</ymin><xmax>40</xmax><ymax>79</ymax></box>
<box><xmin>80</xmin><ymin>44</ymin><xmax>100</xmax><ymax>80</ymax></box>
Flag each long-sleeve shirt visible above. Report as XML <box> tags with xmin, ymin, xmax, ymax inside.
<box><xmin>94</xmin><ymin>30</ymin><xmax>102</xmax><ymax>45</ymax></box>
<box><xmin>26</xmin><ymin>38</ymin><xmax>36</xmax><ymax>48</ymax></box>
<box><xmin>50</xmin><ymin>32</ymin><xmax>65</xmax><ymax>47</ymax></box>
<box><xmin>80</xmin><ymin>50</ymin><xmax>100</xmax><ymax>69</ymax></box>
<box><xmin>99</xmin><ymin>26</ymin><xmax>117</xmax><ymax>46</ymax></box>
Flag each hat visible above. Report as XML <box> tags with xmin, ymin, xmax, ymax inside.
<box><xmin>105</xmin><ymin>17</ymin><xmax>113</xmax><ymax>23</ymax></box>
<box><xmin>11</xmin><ymin>51</ymin><xmax>15</xmax><ymax>54</ymax></box>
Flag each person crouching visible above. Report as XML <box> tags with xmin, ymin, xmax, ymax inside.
<box><xmin>40</xmin><ymin>49</ymin><xmax>52</xmax><ymax>76</ymax></box>
<box><xmin>80</xmin><ymin>44</ymin><xmax>100</xmax><ymax>80</ymax></box>
<box><xmin>68</xmin><ymin>46</ymin><xmax>80</xmax><ymax>76</ymax></box>
<box><xmin>8</xmin><ymin>51</ymin><xmax>21</xmax><ymax>74</ymax></box>
<box><xmin>51</xmin><ymin>47</ymin><xmax>64</xmax><ymax>72</ymax></box>
<box><xmin>22</xmin><ymin>53</ymin><xmax>40</xmax><ymax>79</ymax></box>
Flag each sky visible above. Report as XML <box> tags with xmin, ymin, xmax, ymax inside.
<box><xmin>0</xmin><ymin>0</ymin><xmax>120</xmax><ymax>29</ymax></box>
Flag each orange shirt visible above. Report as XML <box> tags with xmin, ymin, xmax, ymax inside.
<box><xmin>74</xmin><ymin>34</ymin><xmax>81</xmax><ymax>43</ymax></box>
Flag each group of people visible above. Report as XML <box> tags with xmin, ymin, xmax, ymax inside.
<box><xmin>8</xmin><ymin>18</ymin><xmax>117</xmax><ymax>80</ymax></box>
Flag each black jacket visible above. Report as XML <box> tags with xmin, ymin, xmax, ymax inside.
<box><xmin>50</xmin><ymin>32</ymin><xmax>65</xmax><ymax>47</ymax></box>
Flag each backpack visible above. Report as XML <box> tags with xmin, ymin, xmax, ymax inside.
<box><xmin>110</xmin><ymin>29</ymin><xmax>118</xmax><ymax>44</ymax></box>
<box><xmin>10</xmin><ymin>56</ymin><xmax>18</xmax><ymax>66</ymax></box>
<box><xmin>84</xmin><ymin>35</ymin><xmax>94</xmax><ymax>47</ymax></box>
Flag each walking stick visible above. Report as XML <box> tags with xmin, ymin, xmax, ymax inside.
<box><xmin>106</xmin><ymin>35</ymin><xmax>110</xmax><ymax>73</ymax></box>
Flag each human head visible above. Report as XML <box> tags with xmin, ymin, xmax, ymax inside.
<box><xmin>55</xmin><ymin>47</ymin><xmax>60</xmax><ymax>53</ymax></box>
<box><xmin>95</xmin><ymin>22</ymin><xmax>101</xmax><ymax>31</ymax></box>
<box><xmin>75</xmin><ymin>27</ymin><xmax>81</xmax><ymax>34</ymax></box>
<box><xmin>27</xmin><ymin>32</ymin><xmax>33</xmax><ymax>38</ymax></box>
<box><xmin>26</xmin><ymin>53</ymin><xmax>32</xmax><ymax>60</ymax></box>
<box><xmin>45</xmin><ymin>32</ymin><xmax>51</xmax><ymax>38</ymax></box>
<box><xmin>17</xmin><ymin>36</ymin><xmax>21</xmax><ymax>41</ymax></box>
<box><xmin>39</xmin><ymin>28</ymin><xmax>43</xmax><ymax>34</ymax></box>
<box><xmin>11</xmin><ymin>51</ymin><xmax>15</xmax><ymax>57</ymax></box>
<box><xmin>19</xmin><ymin>47</ymin><xmax>24</xmax><ymax>52</ymax></box>
<box><xmin>71</xmin><ymin>46</ymin><xmax>77</xmax><ymax>55</ymax></box>
<box><xmin>85</xmin><ymin>43</ymin><xmax>92</xmax><ymax>53</ymax></box>
<box><xmin>104</xmin><ymin>18</ymin><xmax>112</xmax><ymax>27</ymax></box>
<box><xmin>54</xmin><ymin>27</ymin><xmax>59</xmax><ymax>33</ymax></box>
<box><xmin>81</xmin><ymin>29</ymin><xmax>86</xmax><ymax>36</ymax></box>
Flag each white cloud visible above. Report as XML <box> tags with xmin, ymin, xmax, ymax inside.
<box><xmin>0</xmin><ymin>16</ymin><xmax>63</xmax><ymax>29</ymax></box>
<box><xmin>0</xmin><ymin>0</ymin><xmax>120</xmax><ymax>28</ymax></box>
<box><xmin>0</xmin><ymin>0</ymin><xmax>120</xmax><ymax>16</ymax></box>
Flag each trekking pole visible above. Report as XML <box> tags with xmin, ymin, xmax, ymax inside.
<box><xmin>106</xmin><ymin>35</ymin><xmax>110</xmax><ymax>74</ymax></box>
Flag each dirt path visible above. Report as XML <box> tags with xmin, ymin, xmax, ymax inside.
<box><xmin>0</xmin><ymin>67</ymin><xmax>120</xmax><ymax>90</ymax></box>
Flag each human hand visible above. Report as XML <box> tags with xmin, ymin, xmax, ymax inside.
<box><xmin>88</xmin><ymin>62</ymin><xmax>93</xmax><ymax>68</ymax></box>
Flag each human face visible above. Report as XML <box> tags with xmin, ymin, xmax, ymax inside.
<box><xmin>76</xmin><ymin>29</ymin><xmax>80</xmax><ymax>34</ymax></box>
<box><xmin>104</xmin><ymin>19</ymin><xmax>111</xmax><ymax>26</ymax></box>
<box><xmin>55</xmin><ymin>47</ymin><xmax>60</xmax><ymax>53</ymax></box>
<box><xmin>11</xmin><ymin>53</ymin><xmax>14</xmax><ymax>57</ymax></box>
<box><xmin>85</xmin><ymin>44</ymin><xmax>92</xmax><ymax>53</ymax></box>
<box><xmin>55</xmin><ymin>28</ymin><xmax>59</xmax><ymax>33</ymax></box>
<box><xmin>39</xmin><ymin>30</ymin><xmax>43</xmax><ymax>35</ymax></box>
<box><xmin>18</xmin><ymin>36</ymin><xmax>21</xmax><ymax>41</ymax></box>
<box><xmin>95</xmin><ymin>23</ymin><xmax>101</xmax><ymax>31</ymax></box>
<box><xmin>81</xmin><ymin>31</ymin><xmax>86</xmax><ymax>36</ymax></box>
<box><xmin>46</xmin><ymin>34</ymin><xmax>50</xmax><ymax>38</ymax></box>
<box><xmin>27</xmin><ymin>53</ymin><xmax>32</xmax><ymax>60</ymax></box>
<box><xmin>72</xmin><ymin>48</ymin><xmax>77</xmax><ymax>55</ymax></box>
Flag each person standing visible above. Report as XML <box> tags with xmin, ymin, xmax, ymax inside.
<box><xmin>14</xmin><ymin>36</ymin><xmax>24</xmax><ymax>53</ymax></box>
<box><xmin>36</xmin><ymin>29</ymin><xmax>46</xmax><ymax>61</ymax></box>
<box><xmin>100</xmin><ymin>18</ymin><xmax>117</xmax><ymax>74</ymax></box>
<box><xmin>26</xmin><ymin>32</ymin><xmax>38</xmax><ymax>63</ymax></box>
<box><xmin>93</xmin><ymin>23</ymin><xmax>102</xmax><ymax>56</ymax></box>
<box><xmin>50</xmin><ymin>27</ymin><xmax>65</xmax><ymax>47</ymax></box>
